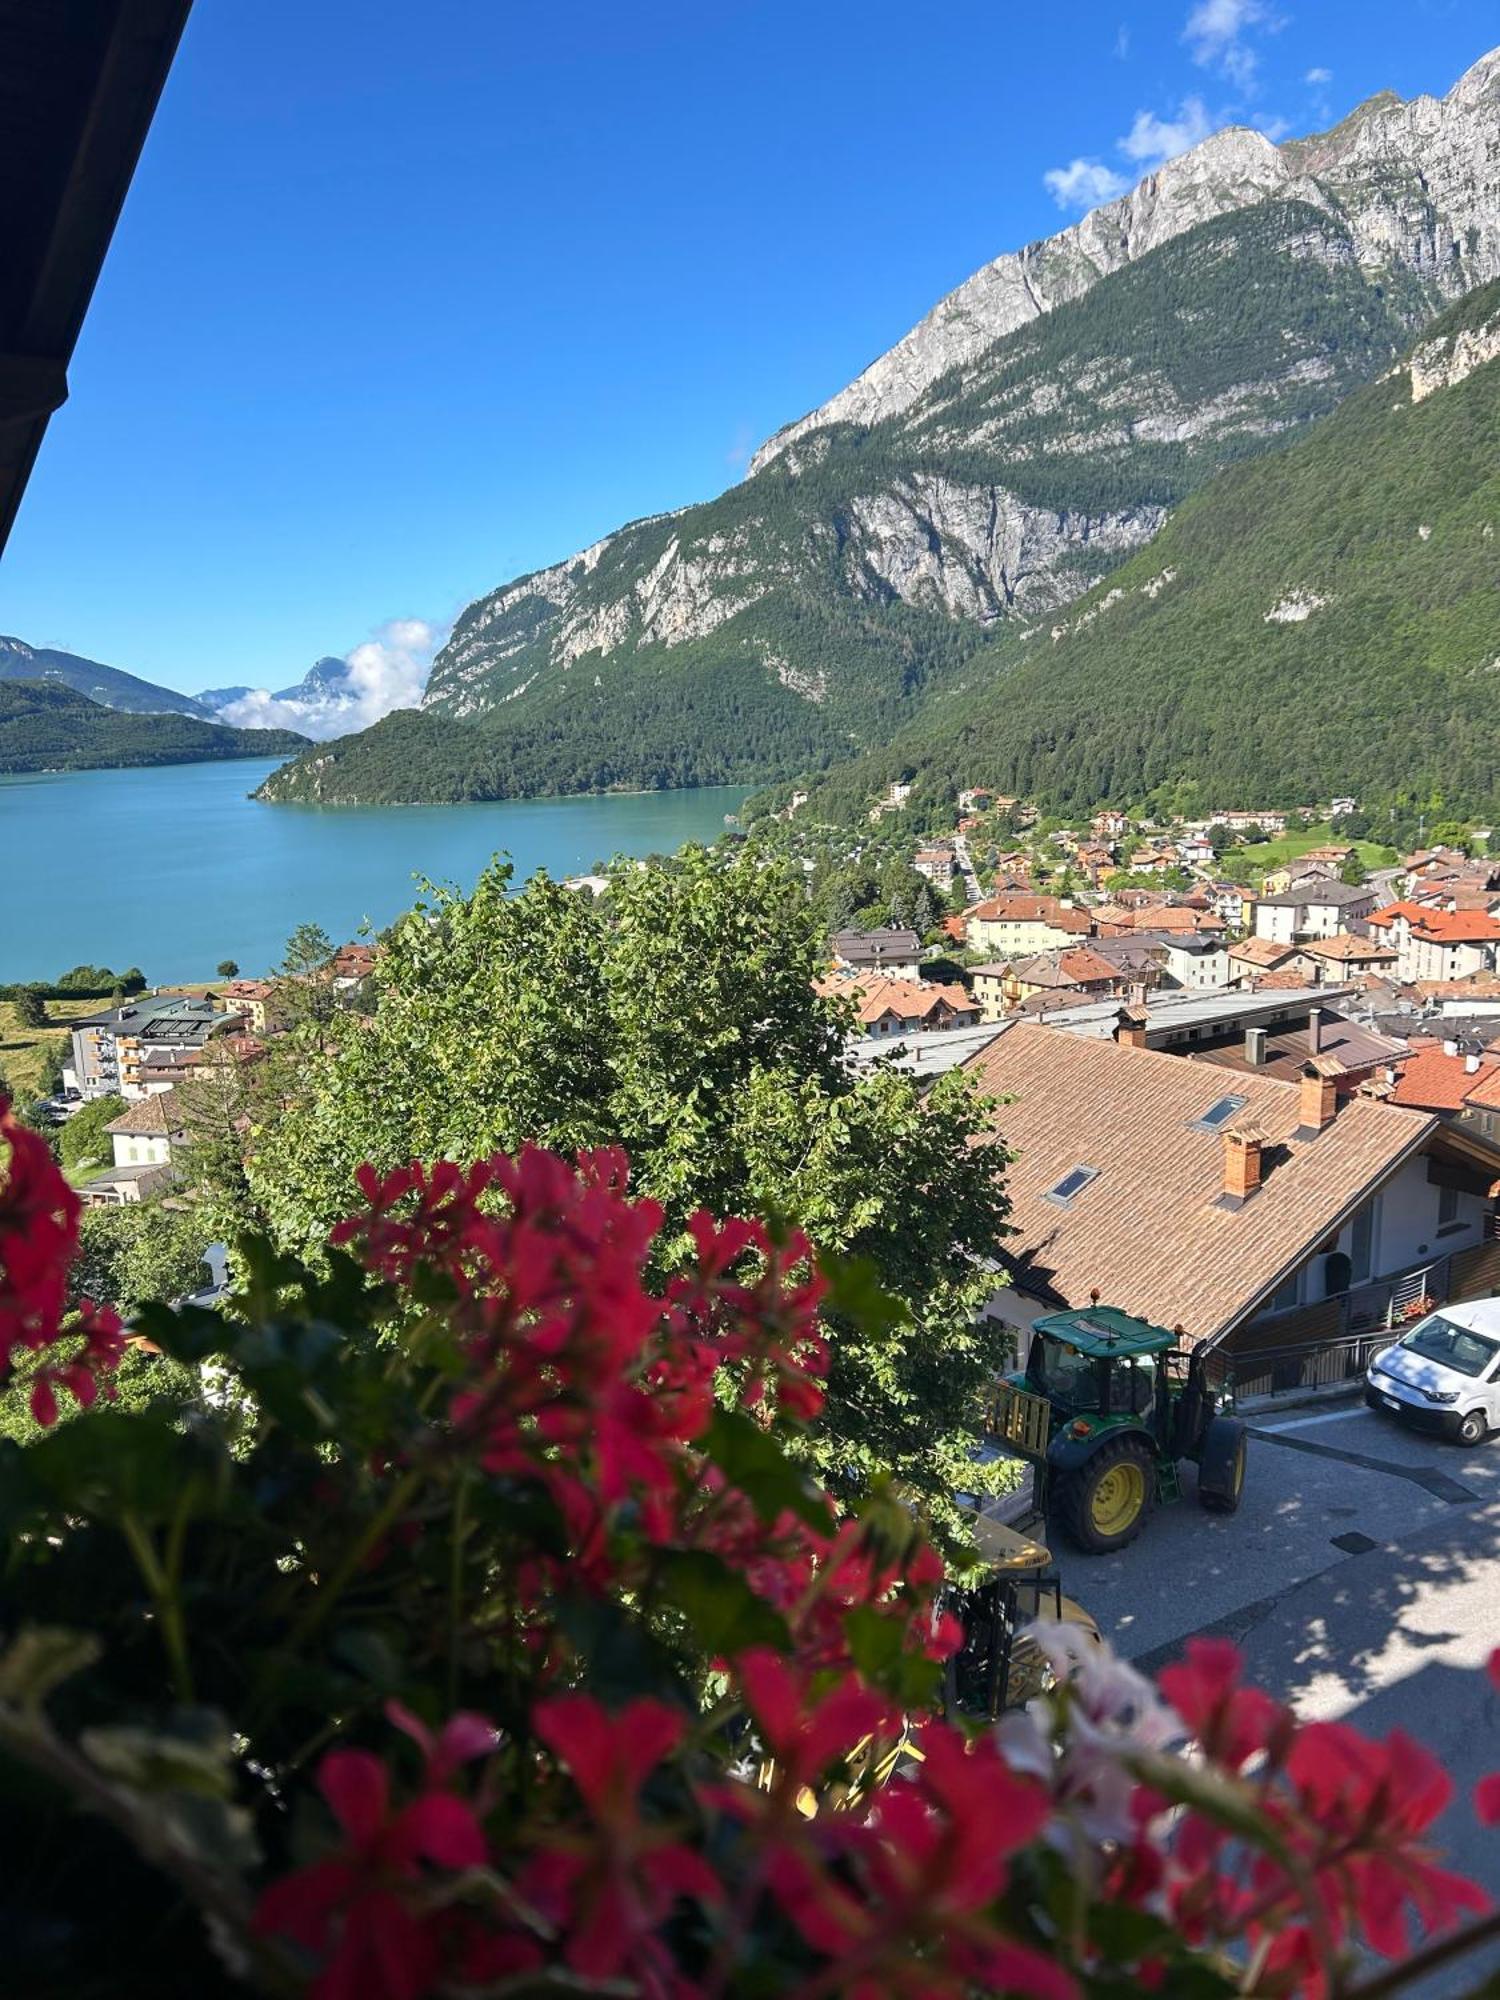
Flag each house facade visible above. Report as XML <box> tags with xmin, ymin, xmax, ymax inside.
<box><xmin>964</xmin><ymin>896</ymin><xmax>1090</xmax><ymax>958</ymax></box>
<box><xmin>829</xmin><ymin>928</ymin><xmax>924</xmax><ymax>982</ymax></box>
<box><xmin>1253</xmin><ymin>881</ymin><xmax>1376</xmax><ymax>944</ymax></box>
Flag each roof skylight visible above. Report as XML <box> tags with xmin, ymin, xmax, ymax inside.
<box><xmin>1195</xmin><ymin>1093</ymin><xmax>1248</xmax><ymax>1132</ymax></box>
<box><xmin>1045</xmin><ymin>1165</ymin><xmax>1099</xmax><ymax>1207</ymax></box>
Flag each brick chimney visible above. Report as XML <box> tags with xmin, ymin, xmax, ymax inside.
<box><xmin>1114</xmin><ymin>1003</ymin><xmax>1149</xmax><ymax>1049</ymax></box>
<box><xmin>1222</xmin><ymin>1124</ymin><xmax>1266</xmax><ymax>1204</ymax></box>
<box><xmin>1297</xmin><ymin>1054</ymin><xmax>1343</xmax><ymax>1137</ymax></box>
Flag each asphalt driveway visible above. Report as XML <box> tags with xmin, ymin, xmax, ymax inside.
<box><xmin>1061</xmin><ymin>1400</ymin><xmax>1500</xmax><ymax>1992</ymax></box>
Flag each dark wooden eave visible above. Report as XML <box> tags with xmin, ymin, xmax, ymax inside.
<box><xmin>0</xmin><ymin>0</ymin><xmax>192</xmax><ymax>555</ymax></box>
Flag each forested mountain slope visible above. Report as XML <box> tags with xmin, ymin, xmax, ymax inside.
<box><xmin>0</xmin><ymin>681</ymin><xmax>308</xmax><ymax>773</ymax></box>
<box><xmin>0</xmin><ymin>636</ymin><xmax>212</xmax><ymax>717</ymax></box>
<box><xmin>258</xmin><ymin>49</ymin><xmax>1500</xmax><ymax>807</ymax></box>
<box><xmin>790</xmin><ymin>280</ymin><xmax>1500</xmax><ymax>823</ymax></box>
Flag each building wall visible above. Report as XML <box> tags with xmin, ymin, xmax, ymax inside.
<box><xmin>1249</xmin><ymin>1153</ymin><xmax>1489</xmax><ymax>1319</ymax></box>
<box><xmin>1255</xmin><ymin>904</ymin><xmax>1300</xmax><ymax>945</ymax></box>
<box><xmin>968</xmin><ymin>917</ymin><xmax>1080</xmax><ymax>957</ymax></box>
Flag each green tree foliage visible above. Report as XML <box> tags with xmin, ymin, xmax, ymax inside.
<box><xmin>69</xmin><ymin>1204</ymin><xmax>212</xmax><ymax>1319</ymax></box>
<box><xmin>0</xmin><ymin>680</ymin><xmax>306</xmax><ymax>773</ymax></box>
<box><xmin>273</xmin><ymin>922</ymin><xmax>339</xmax><ymax>1050</ymax></box>
<box><xmin>216</xmin><ymin>959</ymin><xmax>239</xmax><ymax>980</ymax></box>
<box><xmin>13</xmin><ymin>986</ymin><xmax>47</xmax><ymax>1029</ymax></box>
<box><xmin>59</xmin><ymin>1094</ymin><xmax>125</xmax><ymax>1172</ymax></box>
<box><xmin>248</xmin><ymin>850</ymin><xmax>1014</xmax><ymax>1511</ymax></box>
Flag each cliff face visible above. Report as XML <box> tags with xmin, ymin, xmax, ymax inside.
<box><xmin>755</xmin><ymin>48</ymin><xmax>1500</xmax><ymax>470</ymax></box>
<box><xmin>260</xmin><ymin>48</ymin><xmax>1500</xmax><ymax>807</ymax></box>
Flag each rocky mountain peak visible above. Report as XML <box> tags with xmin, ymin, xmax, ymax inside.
<box><xmin>750</xmin><ymin>43</ymin><xmax>1500</xmax><ymax>474</ymax></box>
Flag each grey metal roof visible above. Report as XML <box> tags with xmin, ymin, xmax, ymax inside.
<box><xmin>1256</xmin><ymin>881</ymin><xmax>1374</xmax><ymax>909</ymax></box>
<box><xmin>1037</xmin><ymin>984</ymin><xmax>1348</xmax><ymax>1045</ymax></box>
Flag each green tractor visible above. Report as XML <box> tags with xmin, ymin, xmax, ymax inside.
<box><xmin>990</xmin><ymin>1305</ymin><xmax>1247</xmax><ymax>1554</ymax></box>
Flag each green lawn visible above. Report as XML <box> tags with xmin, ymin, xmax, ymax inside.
<box><xmin>1216</xmin><ymin>822</ymin><xmax>1399</xmax><ymax>886</ymax></box>
<box><xmin>0</xmin><ymin>995</ymin><xmax>104</xmax><ymax>1105</ymax></box>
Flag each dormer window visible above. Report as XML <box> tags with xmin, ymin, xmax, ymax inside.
<box><xmin>1194</xmin><ymin>1093</ymin><xmax>1248</xmax><ymax>1133</ymax></box>
<box><xmin>1046</xmin><ymin>1165</ymin><xmax>1099</xmax><ymax>1207</ymax></box>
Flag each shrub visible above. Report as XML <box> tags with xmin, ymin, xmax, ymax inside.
<box><xmin>0</xmin><ymin>1098</ymin><xmax>1497</xmax><ymax>1996</ymax></box>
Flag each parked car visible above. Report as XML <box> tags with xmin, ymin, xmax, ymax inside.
<box><xmin>1364</xmin><ymin>1301</ymin><xmax>1500</xmax><ymax>1445</ymax></box>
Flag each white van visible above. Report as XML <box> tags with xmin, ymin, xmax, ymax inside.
<box><xmin>1365</xmin><ymin>1300</ymin><xmax>1500</xmax><ymax>1446</ymax></box>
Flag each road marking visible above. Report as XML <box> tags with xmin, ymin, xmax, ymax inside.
<box><xmin>1257</xmin><ymin>1407</ymin><xmax>1368</xmax><ymax>1434</ymax></box>
<box><xmin>1249</xmin><ymin>1426</ymin><xmax>1477</xmax><ymax>1504</ymax></box>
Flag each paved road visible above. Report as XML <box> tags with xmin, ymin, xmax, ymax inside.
<box><xmin>1060</xmin><ymin>1401</ymin><xmax>1500</xmax><ymax>1991</ymax></box>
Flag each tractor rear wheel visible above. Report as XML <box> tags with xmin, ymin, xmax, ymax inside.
<box><xmin>1198</xmin><ymin>1417</ymin><xmax>1247</xmax><ymax>1515</ymax></box>
<box><xmin>1055</xmin><ymin>1436</ymin><xmax>1155</xmax><ymax>1554</ymax></box>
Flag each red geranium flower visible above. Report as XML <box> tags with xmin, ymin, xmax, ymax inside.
<box><xmin>255</xmin><ymin>1748</ymin><xmax>485</xmax><ymax>2000</ymax></box>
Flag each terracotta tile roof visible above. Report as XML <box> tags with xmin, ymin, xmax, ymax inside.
<box><xmin>1462</xmin><ymin>1064</ymin><xmax>1500</xmax><ymax>1111</ymax></box>
<box><xmin>1301</xmin><ymin>933</ymin><xmax>1400</xmax><ymax>963</ymax></box>
<box><xmin>1409</xmin><ymin>910</ymin><xmax>1500</xmax><ymax>944</ymax></box>
<box><xmin>1367</xmin><ymin>900</ymin><xmax>1436</xmax><ymax>931</ymax></box>
<box><xmin>105</xmin><ymin>1089</ymin><xmax>186</xmax><ymax>1137</ymax></box>
<box><xmin>1412</xmin><ymin>974</ymin><xmax>1500</xmax><ymax>1001</ymax></box>
<box><xmin>1230</xmin><ymin>937</ymin><xmax>1296</xmax><ymax>968</ymax></box>
<box><xmin>967</xmin><ymin>895</ymin><xmax>1088</xmax><ymax>929</ymax></box>
<box><xmin>962</xmin><ymin>1024</ymin><xmax>1436</xmax><ymax>1343</ymax></box>
<box><xmin>1389</xmin><ymin>1048</ymin><xmax>1500</xmax><ymax>1112</ymax></box>
<box><xmin>1007</xmin><ymin>947</ymin><xmax>1126</xmax><ymax>989</ymax></box>
<box><xmin>1256</xmin><ymin>969</ymin><xmax>1323</xmax><ymax>989</ymax></box>
<box><xmin>816</xmin><ymin>974</ymin><xmax>974</xmax><ymax>1028</ymax></box>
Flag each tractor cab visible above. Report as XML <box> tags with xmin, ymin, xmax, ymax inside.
<box><xmin>1023</xmin><ymin>1308</ymin><xmax>1167</xmax><ymax>1428</ymax></box>
<box><xmin>991</xmin><ymin>1305</ymin><xmax>1246</xmax><ymax>1554</ymax></box>
<box><xmin>946</xmin><ymin>1513</ymin><xmax>1100</xmax><ymax>1718</ymax></box>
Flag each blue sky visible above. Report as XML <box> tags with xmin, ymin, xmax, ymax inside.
<box><xmin>2</xmin><ymin>0</ymin><xmax>1495</xmax><ymax>698</ymax></box>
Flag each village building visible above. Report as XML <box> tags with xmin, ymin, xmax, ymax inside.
<box><xmin>829</xmin><ymin>927</ymin><xmax>924</xmax><ymax>981</ymax></box>
<box><xmin>816</xmin><ymin>973</ymin><xmax>979</xmax><ymax>1040</ymax></box>
<box><xmin>961</xmin><ymin>1021</ymin><xmax>1500</xmax><ymax>1361</ymax></box>
<box><xmin>964</xmin><ymin>895</ymin><xmax>1090</xmax><ymax>958</ymax></box>
<box><xmin>81</xmin><ymin>1089</ymin><xmax>190</xmax><ymax>1206</ymax></box>
<box><xmin>68</xmin><ymin>996</ymin><xmax>244</xmax><ymax>1102</ymax></box>
<box><xmin>1297</xmin><ymin>932</ymin><xmax>1402</xmax><ymax>983</ymax></box>
<box><xmin>912</xmin><ymin>845</ymin><xmax>956</xmax><ymax>888</ymax></box>
<box><xmin>1253</xmin><ymin>880</ymin><xmax>1377</xmax><ymax>944</ymax></box>
<box><xmin>969</xmin><ymin>946</ymin><xmax>1131</xmax><ymax>1021</ymax></box>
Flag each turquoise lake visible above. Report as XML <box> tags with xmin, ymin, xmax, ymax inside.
<box><xmin>0</xmin><ymin>759</ymin><xmax>750</xmax><ymax>983</ymax></box>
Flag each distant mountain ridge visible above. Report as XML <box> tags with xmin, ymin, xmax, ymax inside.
<box><xmin>255</xmin><ymin>46</ymin><xmax>1500</xmax><ymax>808</ymax></box>
<box><xmin>0</xmin><ymin>680</ymin><xmax>308</xmax><ymax>774</ymax></box>
<box><xmin>0</xmin><ymin>636</ymin><xmax>211</xmax><ymax>718</ymax></box>
<box><xmin>197</xmin><ymin>656</ymin><xmax>352</xmax><ymax>711</ymax></box>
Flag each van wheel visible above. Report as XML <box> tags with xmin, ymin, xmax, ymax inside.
<box><xmin>1457</xmin><ymin>1410</ymin><xmax>1487</xmax><ymax>1447</ymax></box>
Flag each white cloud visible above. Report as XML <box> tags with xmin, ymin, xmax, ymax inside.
<box><xmin>1119</xmin><ymin>96</ymin><xmax>1215</xmax><ymax>168</ymax></box>
<box><xmin>1044</xmin><ymin>157</ymin><xmax>1132</xmax><ymax>211</ymax></box>
<box><xmin>1114</xmin><ymin>23</ymin><xmax>1131</xmax><ymax>58</ymax></box>
<box><xmin>1183</xmin><ymin>0</ymin><xmax>1284</xmax><ymax>91</ymax></box>
<box><xmin>215</xmin><ymin>616</ymin><xmax>444</xmax><ymax>741</ymax></box>
<box><xmin>1305</xmin><ymin>65</ymin><xmax>1332</xmax><ymax>83</ymax></box>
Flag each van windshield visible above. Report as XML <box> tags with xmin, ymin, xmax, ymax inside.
<box><xmin>1398</xmin><ymin>1316</ymin><xmax>1500</xmax><ymax>1379</ymax></box>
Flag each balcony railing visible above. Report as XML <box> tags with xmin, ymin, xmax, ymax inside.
<box><xmin>1231</xmin><ymin>1232</ymin><xmax>1500</xmax><ymax>1403</ymax></box>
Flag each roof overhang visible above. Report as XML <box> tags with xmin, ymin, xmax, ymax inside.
<box><xmin>0</xmin><ymin>0</ymin><xmax>193</xmax><ymax>555</ymax></box>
